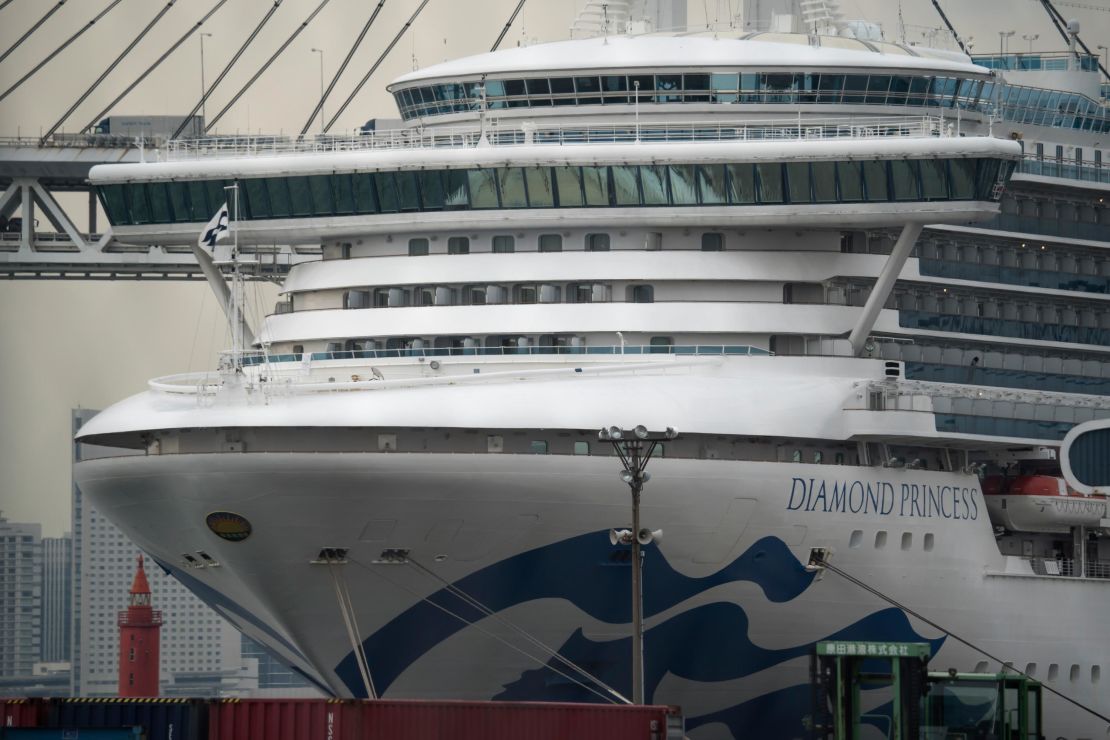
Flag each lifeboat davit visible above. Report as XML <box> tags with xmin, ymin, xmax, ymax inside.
<box><xmin>983</xmin><ymin>474</ymin><xmax>1108</xmax><ymax>533</ymax></box>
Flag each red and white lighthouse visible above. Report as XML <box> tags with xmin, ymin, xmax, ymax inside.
<box><xmin>117</xmin><ymin>554</ymin><xmax>162</xmax><ymax>696</ymax></box>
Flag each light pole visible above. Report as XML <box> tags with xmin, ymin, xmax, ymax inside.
<box><xmin>1023</xmin><ymin>34</ymin><xmax>1039</xmax><ymax>54</ymax></box>
<box><xmin>311</xmin><ymin>48</ymin><xmax>325</xmax><ymax>134</ymax></box>
<box><xmin>998</xmin><ymin>30</ymin><xmax>1015</xmax><ymax>56</ymax></box>
<box><xmin>599</xmin><ymin>424</ymin><xmax>677</xmax><ymax>704</ymax></box>
<box><xmin>199</xmin><ymin>33</ymin><xmax>213</xmax><ymax>127</ymax></box>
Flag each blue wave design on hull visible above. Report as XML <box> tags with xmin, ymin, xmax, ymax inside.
<box><xmin>337</xmin><ymin>533</ymin><xmax>814</xmax><ymax>696</ymax></box>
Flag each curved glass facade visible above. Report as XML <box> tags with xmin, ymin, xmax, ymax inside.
<box><xmin>393</xmin><ymin>71</ymin><xmax>1110</xmax><ymax>133</ymax></box>
<box><xmin>918</xmin><ymin>259</ymin><xmax>1110</xmax><ymax>294</ymax></box>
<box><xmin>393</xmin><ymin>71</ymin><xmax>984</xmax><ymax>119</ymax></box>
<box><xmin>96</xmin><ymin>156</ymin><xmax>1011</xmax><ymax>227</ymax></box>
<box><xmin>935</xmin><ymin>414</ymin><xmax>1072</xmax><ymax>440</ymax></box>
<box><xmin>906</xmin><ymin>362</ymin><xmax>1110</xmax><ymax>396</ymax></box>
<box><xmin>899</xmin><ymin>310</ymin><xmax>1110</xmax><ymax>347</ymax></box>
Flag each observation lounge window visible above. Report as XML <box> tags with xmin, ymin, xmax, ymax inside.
<box><xmin>640</xmin><ymin>165</ymin><xmax>669</xmax><ymax>205</ymax></box>
<box><xmin>863</xmin><ymin>160</ymin><xmax>889</xmax><ymax>200</ymax></box>
<box><xmin>602</xmin><ymin>75</ymin><xmax>628</xmax><ymax>103</ymax></box>
<box><xmin>727</xmin><ymin>164</ymin><xmax>757</xmax><ymax>203</ymax></box>
<box><xmin>448</xmin><ymin>236</ymin><xmax>470</xmax><ymax>255</ymax></box>
<box><xmin>288</xmin><ymin>177</ymin><xmax>312</xmax><ymax>216</ymax></box>
<box><xmin>920</xmin><ymin>159</ymin><xmax>949</xmax><ymax>200</ymax></box>
<box><xmin>408</xmin><ymin>238</ymin><xmax>429</xmax><ymax>256</ymax></box>
<box><xmin>656</xmin><ymin>74</ymin><xmax>682</xmax><ymax>102</ymax></box>
<box><xmin>581</xmin><ymin>166</ymin><xmax>610</xmax><ymax>206</ymax></box>
<box><xmin>444</xmin><ymin>171</ymin><xmax>469</xmax><ymax>209</ymax></box>
<box><xmin>353</xmin><ymin>174</ymin><xmax>378</xmax><ymax>213</ymax></box>
<box><xmin>468</xmin><ymin>169</ymin><xmax>499</xmax><ymax>208</ymax></box>
<box><xmin>669</xmin><ymin>165</ymin><xmax>697</xmax><ymax>204</ymax></box>
<box><xmin>554</xmin><ymin>167</ymin><xmax>585</xmax><ymax>207</ymax></box>
<box><xmin>756</xmin><ymin>163</ymin><xmax>784</xmax><ymax>203</ymax></box>
<box><xmin>492</xmin><ymin>235</ymin><xmax>515</xmax><ymax>253</ymax></box>
<box><xmin>630</xmin><ymin>74</ymin><xmax>654</xmax><ymax>102</ymax></box>
<box><xmin>147</xmin><ymin>183</ymin><xmax>171</xmax><ymax>223</ymax></box>
<box><xmin>698</xmin><ymin>164</ymin><xmax>727</xmax><ymax>204</ymax></box>
<box><xmin>683</xmin><ymin>74</ymin><xmax>710</xmax><ymax>102</ymax></box>
<box><xmin>891</xmin><ymin>160</ymin><xmax>922</xmax><ymax>201</ymax></box>
<box><xmin>331</xmin><ymin>174</ymin><xmax>355</xmax><ymax>214</ymax></box>
<box><xmin>374</xmin><ymin>172</ymin><xmax>400</xmax><ymax>213</ymax></box>
<box><xmin>525</xmin><ymin>78</ymin><xmax>551</xmax><ymax>106</ymax></box>
<box><xmin>419</xmin><ymin>171</ymin><xmax>446</xmax><ymax>210</ymax></box>
<box><xmin>523</xmin><ymin>166</ymin><xmax>554</xmax><ymax>207</ymax></box>
<box><xmin>837</xmin><ymin>161</ymin><xmax>864</xmax><ymax>202</ymax></box>
<box><xmin>266</xmin><ymin>178</ymin><xmax>292</xmax><ymax>217</ymax></box>
<box><xmin>550</xmin><ymin>77</ymin><xmax>575</xmax><ymax>105</ymax></box>
<box><xmin>786</xmin><ymin>162</ymin><xmax>812</xmax><ymax>203</ymax></box>
<box><xmin>812</xmin><ymin>162</ymin><xmax>838</xmax><ymax>202</ymax></box>
<box><xmin>574</xmin><ymin>76</ymin><xmax>602</xmax><ymax>105</ymax></box>
<box><xmin>497</xmin><ymin>168</ymin><xmax>528</xmax><ymax>208</ymax></box>
<box><xmin>711</xmin><ymin>73</ymin><xmax>739</xmax><ymax>103</ymax></box>
<box><xmin>612</xmin><ymin>165</ymin><xmax>641</xmax><ymax>205</ymax></box>
<box><xmin>308</xmin><ymin>175</ymin><xmax>334</xmax><ymax>215</ymax></box>
<box><xmin>539</xmin><ymin>234</ymin><xmax>562</xmax><ymax>252</ymax></box>
<box><xmin>949</xmin><ymin>159</ymin><xmax>976</xmax><ymax>199</ymax></box>
<box><xmin>816</xmin><ymin>74</ymin><xmax>845</xmax><ymax>103</ymax></box>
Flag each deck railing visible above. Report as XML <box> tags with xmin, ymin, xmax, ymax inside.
<box><xmin>161</xmin><ymin>115</ymin><xmax>947</xmax><ymax>160</ymax></box>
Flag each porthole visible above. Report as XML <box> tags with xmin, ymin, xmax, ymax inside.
<box><xmin>901</xmin><ymin>532</ymin><xmax>912</xmax><ymax>550</ymax></box>
<box><xmin>849</xmin><ymin>530</ymin><xmax>863</xmax><ymax>549</ymax></box>
<box><xmin>923</xmin><ymin>533</ymin><xmax>934</xmax><ymax>552</ymax></box>
<box><xmin>875</xmin><ymin>531</ymin><xmax>887</xmax><ymax>549</ymax></box>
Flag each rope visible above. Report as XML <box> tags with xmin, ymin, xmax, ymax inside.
<box><xmin>204</xmin><ymin>0</ymin><xmax>333</xmax><ymax>132</ymax></box>
<box><xmin>490</xmin><ymin>0</ymin><xmax>527</xmax><ymax>52</ymax></box>
<box><xmin>407</xmin><ymin>556</ymin><xmax>632</xmax><ymax>704</ymax></box>
<box><xmin>337</xmin><ymin>565</ymin><xmax>378</xmax><ymax>698</ymax></box>
<box><xmin>42</xmin><ymin>0</ymin><xmax>179</xmax><ymax>142</ymax></box>
<box><xmin>170</xmin><ymin>0</ymin><xmax>285</xmax><ymax>139</ymax></box>
<box><xmin>349</xmin><ymin>556</ymin><xmax>621</xmax><ymax>704</ymax></box>
<box><xmin>76</xmin><ymin>0</ymin><xmax>230</xmax><ymax>136</ymax></box>
<box><xmin>814</xmin><ymin>555</ymin><xmax>1110</xmax><ymax>725</ymax></box>
<box><xmin>323</xmin><ymin>0</ymin><xmax>431</xmax><ymax>133</ymax></box>
<box><xmin>0</xmin><ymin>0</ymin><xmax>124</xmax><ymax>103</ymax></box>
<box><xmin>0</xmin><ymin>0</ymin><xmax>66</xmax><ymax>67</ymax></box>
<box><xmin>299</xmin><ymin>0</ymin><xmax>388</xmax><ymax>136</ymax></box>
<box><xmin>328</xmin><ymin>563</ymin><xmax>377</xmax><ymax>699</ymax></box>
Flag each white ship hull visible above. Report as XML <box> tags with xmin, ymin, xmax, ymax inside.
<box><xmin>76</xmin><ymin>450</ymin><xmax>1110</xmax><ymax>738</ymax></box>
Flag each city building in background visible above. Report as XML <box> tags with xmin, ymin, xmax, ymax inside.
<box><xmin>0</xmin><ymin>515</ymin><xmax>42</xmax><ymax>678</ymax></box>
<box><xmin>41</xmin><ymin>534</ymin><xmax>72</xmax><ymax>663</ymax></box>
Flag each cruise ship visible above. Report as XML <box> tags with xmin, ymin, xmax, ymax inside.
<box><xmin>74</xmin><ymin>1</ymin><xmax>1110</xmax><ymax>736</ymax></box>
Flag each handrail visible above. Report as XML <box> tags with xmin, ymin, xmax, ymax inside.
<box><xmin>160</xmin><ymin>115</ymin><xmax>947</xmax><ymax>160</ymax></box>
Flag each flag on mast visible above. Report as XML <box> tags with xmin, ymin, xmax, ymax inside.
<box><xmin>198</xmin><ymin>202</ymin><xmax>230</xmax><ymax>249</ymax></box>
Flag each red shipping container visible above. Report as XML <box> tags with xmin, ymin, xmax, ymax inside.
<box><xmin>1</xmin><ymin>699</ymin><xmax>43</xmax><ymax>728</ymax></box>
<box><xmin>208</xmin><ymin>698</ymin><xmax>682</xmax><ymax>740</ymax></box>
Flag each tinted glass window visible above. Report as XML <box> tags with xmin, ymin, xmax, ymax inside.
<box><xmin>581</xmin><ymin>166</ymin><xmax>610</xmax><ymax>206</ymax></box>
<box><xmin>611</xmin><ymin>165</ymin><xmax>640</xmax><ymax>205</ymax></box>
<box><xmin>374</xmin><ymin>172</ymin><xmax>400</xmax><ymax>212</ymax></box>
<box><xmin>554</xmin><ymin>166</ymin><xmax>584</xmax><ymax>207</ymax></box>
<box><xmin>837</xmin><ymin>161</ymin><xmax>864</xmax><ymax>201</ymax></box>
<box><xmin>148</xmin><ymin>183</ymin><xmax>172</xmax><ymax>223</ymax></box>
<box><xmin>786</xmin><ymin>162</ymin><xmax>812</xmax><ymax>203</ymax></box>
<box><xmin>444</xmin><ymin>170</ymin><xmax>469</xmax><ymax>208</ymax></box>
<box><xmin>352</xmin><ymin>174</ymin><xmax>378</xmax><ymax>213</ymax></box>
<box><xmin>331</xmin><ymin>174</ymin><xmax>355</xmax><ymax>214</ymax></box>
<box><xmin>669</xmin><ymin>164</ymin><xmax>697</xmax><ymax>204</ymax></box>
<box><xmin>862</xmin><ymin>161</ymin><xmax>889</xmax><ymax>201</ymax></box>
<box><xmin>727</xmin><ymin>164</ymin><xmax>756</xmax><ymax>203</ymax></box>
<box><xmin>949</xmin><ymin>159</ymin><xmax>976</xmax><ymax>199</ymax></box>
<box><xmin>419</xmin><ymin>171</ymin><xmax>445</xmax><ymax>210</ymax></box>
<box><xmin>756</xmin><ymin>163</ymin><xmax>784</xmax><ymax>203</ymax></box>
<box><xmin>812</xmin><ymin>162</ymin><xmax>838</xmax><ymax>202</ymax></box>
<box><xmin>640</xmin><ymin>165</ymin><xmax>669</xmax><ymax>204</ymax></box>
<box><xmin>539</xmin><ymin>234</ymin><xmax>562</xmax><ymax>252</ymax></box>
<box><xmin>308</xmin><ymin>175</ymin><xmax>334</xmax><ymax>215</ymax></box>
<box><xmin>266</xmin><ymin>178</ymin><xmax>292</xmax><ymax>217</ymax></box>
<box><xmin>187</xmin><ymin>181</ymin><xmax>210</xmax><ymax>220</ymax></box>
<box><xmin>891</xmin><ymin>160</ymin><xmax>921</xmax><ymax>200</ymax></box>
<box><xmin>920</xmin><ymin>159</ymin><xmax>949</xmax><ymax>200</ymax></box>
<box><xmin>701</xmin><ymin>232</ymin><xmax>723</xmax><ymax>251</ymax></box>
<box><xmin>395</xmin><ymin>171</ymin><xmax>421</xmax><ymax>211</ymax></box>
<box><xmin>468</xmin><ymin>169</ymin><xmax>499</xmax><ymax>208</ymax></box>
<box><xmin>288</xmin><ymin>177</ymin><xmax>312</xmax><ymax>216</ymax></box>
<box><xmin>523</xmin><ymin>166</ymin><xmax>554</xmax><ymax>207</ymax></box>
<box><xmin>448</xmin><ymin>236</ymin><xmax>469</xmax><ymax>254</ymax></box>
<box><xmin>498</xmin><ymin>168</ymin><xmax>528</xmax><ymax>207</ymax></box>
<box><xmin>492</xmin><ymin>235</ymin><xmax>515</xmax><ymax>253</ymax></box>
<box><xmin>698</xmin><ymin>164</ymin><xmax>727</xmax><ymax>204</ymax></box>
<box><xmin>167</xmin><ymin>182</ymin><xmax>191</xmax><ymax>222</ymax></box>
<box><xmin>408</xmin><ymin>238</ymin><xmax>429</xmax><ymax>256</ymax></box>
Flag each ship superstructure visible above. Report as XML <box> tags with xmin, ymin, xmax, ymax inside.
<box><xmin>74</xmin><ymin>6</ymin><xmax>1110</xmax><ymax>738</ymax></box>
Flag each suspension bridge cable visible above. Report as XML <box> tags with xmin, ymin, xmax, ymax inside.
<box><xmin>0</xmin><ymin>0</ymin><xmax>66</xmax><ymax>66</ymax></box>
<box><xmin>170</xmin><ymin>0</ymin><xmax>285</xmax><ymax>139</ymax></box>
<box><xmin>348</xmin><ymin>556</ymin><xmax>620</xmax><ymax>704</ymax></box>
<box><xmin>406</xmin><ymin>556</ymin><xmax>633</xmax><ymax>705</ymax></box>
<box><xmin>77</xmin><ymin>0</ymin><xmax>230</xmax><ymax>136</ymax></box>
<box><xmin>204</xmin><ymin>0</ymin><xmax>334</xmax><ymax>132</ymax></box>
<box><xmin>814</xmin><ymin>555</ymin><xmax>1110</xmax><ymax>725</ymax></box>
<box><xmin>323</xmin><ymin>0</ymin><xmax>431</xmax><ymax>133</ymax></box>
<box><xmin>299</xmin><ymin>0</ymin><xmax>388</xmax><ymax>136</ymax></box>
<box><xmin>0</xmin><ymin>0</ymin><xmax>125</xmax><ymax>104</ymax></box>
<box><xmin>491</xmin><ymin>0</ymin><xmax>527</xmax><ymax>51</ymax></box>
<box><xmin>41</xmin><ymin>0</ymin><xmax>178</xmax><ymax>142</ymax></box>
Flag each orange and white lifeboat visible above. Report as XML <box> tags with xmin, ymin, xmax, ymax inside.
<box><xmin>983</xmin><ymin>474</ymin><xmax>1108</xmax><ymax>533</ymax></box>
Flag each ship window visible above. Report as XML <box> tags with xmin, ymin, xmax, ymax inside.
<box><xmin>265</xmin><ymin>178</ymin><xmax>292</xmax><ymax>217</ymax></box>
<box><xmin>756</xmin><ymin>163</ymin><xmax>784</xmax><ymax>203</ymax></box>
<box><xmin>891</xmin><ymin>160</ymin><xmax>921</xmax><ymax>201</ymax></box>
<box><xmin>701</xmin><ymin>233</ymin><xmax>723</xmax><ymax>251</ymax></box>
<box><xmin>206</xmin><ymin>180</ymin><xmax>229</xmax><ymax>220</ymax></box>
<box><xmin>523</xmin><ymin>166</ymin><xmax>554</xmax><ymax>207</ymax></box>
<box><xmin>352</xmin><ymin>174</ymin><xmax>378</xmax><ymax>213</ymax></box>
<box><xmin>727</xmin><ymin>164</ymin><xmax>757</xmax><ymax>204</ymax></box>
<box><xmin>148</xmin><ymin>181</ymin><xmax>172</xmax><ymax>222</ymax></box>
<box><xmin>550</xmin><ymin>77</ymin><xmax>575</xmax><ymax>105</ymax></box>
<box><xmin>448</xmin><ymin>236</ymin><xmax>469</xmax><ymax>255</ymax></box>
<box><xmin>554</xmin><ymin>166</ymin><xmax>584</xmax><ymax>207</ymax></box>
<box><xmin>331</xmin><ymin>174</ymin><xmax>355</xmax><ymax>214</ymax></box>
<box><xmin>865</xmin><ymin>74</ymin><xmax>891</xmax><ymax>104</ymax></box>
<box><xmin>698</xmin><ymin>164</ymin><xmax>727</xmax><ymax>204</ymax></box>
<box><xmin>631</xmin><ymin>285</ymin><xmax>654</xmax><ymax>303</ymax></box>
<box><xmin>1025</xmin><ymin>663</ymin><xmax>1037</xmax><ymax>678</ymax></box>
<box><xmin>378</xmin><ymin>434</ymin><xmax>397</xmax><ymax>452</ymax></box>
<box><xmin>581</xmin><ymin>166</ymin><xmax>610</xmax><ymax>206</ymax></box>
<box><xmin>574</xmin><ymin>441</ymin><xmax>590</xmax><ymax>455</ymax></box>
<box><xmin>814</xmin><ymin>451</ymin><xmax>823</xmax><ymax>464</ymax></box>
<box><xmin>791</xmin><ymin>449</ymin><xmax>802</xmax><ymax>463</ymax></box>
<box><xmin>467</xmin><ymin>169</ymin><xmax>499</xmax><ymax>208</ymax></box>
<box><xmin>1048</xmin><ymin>664</ymin><xmax>1059</xmax><ymax>681</ymax></box>
<box><xmin>837</xmin><ymin>161</ymin><xmax>864</xmax><ymax>202</ymax></box>
<box><xmin>849</xmin><ymin>530</ymin><xmax>863</xmax><ymax>549</ymax></box>
<box><xmin>186</xmin><ymin>181</ymin><xmax>210</xmax><ymax>220</ymax></box>
<box><xmin>816</xmin><ymin>74</ymin><xmax>845</xmax><ymax>103</ymax></box>
<box><xmin>923</xmin><ymin>533</ymin><xmax>935</xmax><ymax>551</ymax></box>
<box><xmin>669</xmin><ymin>165</ymin><xmax>697</xmax><ymax>204</ymax></box>
<box><xmin>415</xmin><ymin>287</ymin><xmax>434</xmax><ymax>306</ymax></box>
<box><xmin>586</xmin><ymin>233</ymin><xmax>610</xmax><ymax>251</ymax></box>
<box><xmin>487</xmin><ymin>435</ymin><xmax>504</xmax><ymax>453</ymax></box>
<box><xmin>656</xmin><ymin>73</ymin><xmax>682</xmax><ymax>102</ymax></box>
<box><xmin>949</xmin><ymin>159</ymin><xmax>976</xmax><ymax>199</ymax></box>
<box><xmin>288</xmin><ymin>176</ymin><xmax>312</xmax><ymax>216</ymax></box>
<box><xmin>530</xmin><ymin>440</ymin><xmax>549</xmax><ymax>454</ymax></box>
<box><xmin>862</xmin><ymin>161</ymin><xmax>889</xmax><ymax>201</ymax></box>
<box><xmin>611</xmin><ymin>165</ymin><xmax>641</xmax><ymax>205</ymax></box>
<box><xmin>812</xmin><ymin>162</ymin><xmax>838</xmax><ymax>203</ymax></box>
<box><xmin>309</xmin><ymin>175</ymin><xmax>334</xmax><ymax>215</ymax></box>
<box><xmin>497</xmin><ymin>168</ymin><xmax>528</xmax><ymax>208</ymax></box>
<box><xmin>684</xmin><ymin>73</ymin><xmax>710</xmax><ymax>101</ymax></box>
<box><xmin>711</xmin><ymin>72</ymin><xmax>738</xmax><ymax>102</ymax></box>
<box><xmin>901</xmin><ymin>532</ymin><xmax>912</xmax><ymax>550</ymax></box>
<box><xmin>835</xmin><ymin>452</ymin><xmax>845</xmax><ymax>465</ymax></box>
<box><xmin>518</xmin><ymin>285</ymin><xmax>537</xmax><ymax>303</ymax></box>
<box><xmin>650</xmin><ymin>336</ymin><xmax>673</xmax><ymax>353</ymax></box>
<box><xmin>629</xmin><ymin>74</ymin><xmax>654</xmax><ymax>102</ymax></box>
<box><xmin>920</xmin><ymin>159</ymin><xmax>949</xmax><ymax>200</ymax></box>
<box><xmin>640</xmin><ymin>165</ymin><xmax>669</xmax><ymax>205</ymax></box>
<box><xmin>408</xmin><ymin>238</ymin><xmax>429</xmax><ymax>256</ymax></box>
<box><xmin>539</xmin><ymin>234</ymin><xmax>562</xmax><ymax>252</ymax></box>
<box><xmin>444</xmin><ymin>170</ymin><xmax>469</xmax><ymax>208</ymax></box>
<box><xmin>374</xmin><ymin>172</ymin><xmax>400</xmax><ymax>212</ymax></box>
<box><xmin>786</xmin><ymin>162</ymin><xmax>812</xmax><ymax>204</ymax></box>
<box><xmin>1070</xmin><ymin>665</ymin><xmax>1080</xmax><ymax>682</ymax></box>
<box><xmin>293</xmin><ymin>344</ymin><xmax>303</xmax><ymax>355</ymax></box>
<box><xmin>1093</xmin><ymin>666</ymin><xmax>1101</xmax><ymax>683</ymax></box>
<box><xmin>602</xmin><ymin>74</ymin><xmax>628</xmax><ymax>103</ymax></box>
<box><xmin>419</xmin><ymin>171</ymin><xmax>446</xmax><ymax>210</ymax></box>
<box><xmin>875</xmin><ymin>531</ymin><xmax>887</xmax><ymax>549</ymax></box>
<box><xmin>492</xmin><ymin>235</ymin><xmax>515</xmax><ymax>253</ymax></box>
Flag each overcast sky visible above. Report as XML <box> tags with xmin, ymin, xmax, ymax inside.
<box><xmin>0</xmin><ymin>0</ymin><xmax>1106</xmax><ymax>537</ymax></box>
